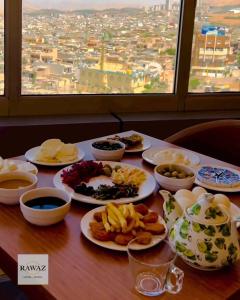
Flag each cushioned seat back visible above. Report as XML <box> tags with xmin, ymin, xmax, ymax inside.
<box><xmin>165</xmin><ymin>120</ymin><xmax>240</xmax><ymax>167</ymax></box>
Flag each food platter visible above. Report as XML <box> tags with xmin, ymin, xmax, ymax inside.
<box><xmin>195</xmin><ymin>165</ymin><xmax>240</xmax><ymax>193</ymax></box>
<box><xmin>53</xmin><ymin>161</ymin><xmax>156</xmax><ymax>204</ymax></box>
<box><xmin>107</xmin><ymin>133</ymin><xmax>151</xmax><ymax>153</ymax></box>
<box><xmin>25</xmin><ymin>146</ymin><xmax>85</xmax><ymax>167</ymax></box>
<box><xmin>0</xmin><ymin>159</ymin><xmax>38</xmax><ymax>174</ymax></box>
<box><xmin>142</xmin><ymin>147</ymin><xmax>200</xmax><ymax>167</ymax></box>
<box><xmin>125</xmin><ymin>139</ymin><xmax>151</xmax><ymax>153</ymax></box>
<box><xmin>80</xmin><ymin>206</ymin><xmax>167</xmax><ymax>251</ymax></box>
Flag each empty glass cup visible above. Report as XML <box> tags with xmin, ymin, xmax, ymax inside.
<box><xmin>127</xmin><ymin>239</ymin><xmax>184</xmax><ymax>296</ymax></box>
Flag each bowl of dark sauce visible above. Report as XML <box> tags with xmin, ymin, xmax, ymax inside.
<box><xmin>91</xmin><ymin>139</ymin><xmax>125</xmax><ymax>161</ymax></box>
<box><xmin>20</xmin><ymin>187</ymin><xmax>71</xmax><ymax>226</ymax></box>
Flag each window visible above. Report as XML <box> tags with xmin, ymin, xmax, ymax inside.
<box><xmin>189</xmin><ymin>1</ymin><xmax>240</xmax><ymax>93</ymax></box>
<box><xmin>0</xmin><ymin>1</ymin><xmax>240</xmax><ymax>116</ymax></box>
<box><xmin>0</xmin><ymin>0</ymin><xmax>3</xmax><ymax>95</ymax></box>
<box><xmin>22</xmin><ymin>1</ymin><xmax>181</xmax><ymax>95</ymax></box>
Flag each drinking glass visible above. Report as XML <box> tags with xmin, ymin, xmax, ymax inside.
<box><xmin>127</xmin><ymin>239</ymin><xmax>184</xmax><ymax>296</ymax></box>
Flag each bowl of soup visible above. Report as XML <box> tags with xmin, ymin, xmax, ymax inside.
<box><xmin>20</xmin><ymin>187</ymin><xmax>71</xmax><ymax>226</ymax></box>
<box><xmin>0</xmin><ymin>171</ymin><xmax>38</xmax><ymax>205</ymax></box>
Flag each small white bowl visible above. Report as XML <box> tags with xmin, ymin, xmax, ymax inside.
<box><xmin>154</xmin><ymin>164</ymin><xmax>195</xmax><ymax>192</ymax></box>
<box><xmin>0</xmin><ymin>171</ymin><xmax>38</xmax><ymax>205</ymax></box>
<box><xmin>91</xmin><ymin>139</ymin><xmax>125</xmax><ymax>161</ymax></box>
<box><xmin>20</xmin><ymin>187</ymin><xmax>71</xmax><ymax>226</ymax></box>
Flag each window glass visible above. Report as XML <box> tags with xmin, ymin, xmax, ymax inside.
<box><xmin>189</xmin><ymin>0</ymin><xmax>240</xmax><ymax>93</ymax></box>
<box><xmin>0</xmin><ymin>0</ymin><xmax>4</xmax><ymax>95</ymax></box>
<box><xmin>22</xmin><ymin>1</ymin><xmax>180</xmax><ymax>95</ymax></box>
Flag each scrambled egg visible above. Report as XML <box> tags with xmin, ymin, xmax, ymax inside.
<box><xmin>111</xmin><ymin>167</ymin><xmax>146</xmax><ymax>187</ymax></box>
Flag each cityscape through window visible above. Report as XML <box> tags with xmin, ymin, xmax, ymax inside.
<box><xmin>189</xmin><ymin>0</ymin><xmax>240</xmax><ymax>93</ymax></box>
<box><xmin>22</xmin><ymin>0</ymin><xmax>181</xmax><ymax>95</ymax></box>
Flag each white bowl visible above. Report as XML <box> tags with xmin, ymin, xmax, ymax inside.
<box><xmin>91</xmin><ymin>139</ymin><xmax>125</xmax><ymax>161</ymax></box>
<box><xmin>154</xmin><ymin>164</ymin><xmax>195</xmax><ymax>192</ymax></box>
<box><xmin>0</xmin><ymin>171</ymin><xmax>38</xmax><ymax>205</ymax></box>
<box><xmin>20</xmin><ymin>187</ymin><xmax>71</xmax><ymax>226</ymax></box>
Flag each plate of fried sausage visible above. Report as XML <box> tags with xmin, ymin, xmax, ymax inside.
<box><xmin>80</xmin><ymin>203</ymin><xmax>167</xmax><ymax>251</ymax></box>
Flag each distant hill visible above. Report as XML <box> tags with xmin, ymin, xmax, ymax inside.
<box><xmin>208</xmin><ymin>0</ymin><xmax>240</xmax><ymax>6</ymax></box>
<box><xmin>27</xmin><ymin>7</ymin><xmax>142</xmax><ymax>16</ymax></box>
<box><xmin>27</xmin><ymin>9</ymin><xmax>63</xmax><ymax>16</ymax></box>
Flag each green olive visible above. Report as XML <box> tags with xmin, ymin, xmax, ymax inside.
<box><xmin>164</xmin><ymin>172</ymin><xmax>171</xmax><ymax>177</ymax></box>
<box><xmin>177</xmin><ymin>172</ymin><xmax>186</xmax><ymax>179</ymax></box>
<box><xmin>171</xmin><ymin>171</ymin><xmax>178</xmax><ymax>177</ymax></box>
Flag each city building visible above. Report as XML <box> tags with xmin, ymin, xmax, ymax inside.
<box><xmin>191</xmin><ymin>25</ymin><xmax>233</xmax><ymax>78</ymax></box>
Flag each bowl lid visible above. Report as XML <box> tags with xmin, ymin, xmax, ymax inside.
<box><xmin>186</xmin><ymin>193</ymin><xmax>228</xmax><ymax>224</ymax></box>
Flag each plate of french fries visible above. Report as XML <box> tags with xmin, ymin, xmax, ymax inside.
<box><xmin>81</xmin><ymin>202</ymin><xmax>167</xmax><ymax>251</ymax></box>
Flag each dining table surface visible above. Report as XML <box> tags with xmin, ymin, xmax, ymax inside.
<box><xmin>0</xmin><ymin>130</ymin><xmax>240</xmax><ymax>300</ymax></box>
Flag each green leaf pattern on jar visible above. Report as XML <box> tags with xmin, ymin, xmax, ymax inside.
<box><xmin>218</xmin><ymin>224</ymin><xmax>231</xmax><ymax>237</ymax></box>
<box><xmin>180</xmin><ymin>219</ymin><xmax>190</xmax><ymax>239</ymax></box>
<box><xmin>165</xmin><ymin>194</ymin><xmax>176</xmax><ymax>215</ymax></box>
<box><xmin>197</xmin><ymin>240</ymin><xmax>213</xmax><ymax>253</ymax></box>
<box><xmin>227</xmin><ymin>243</ymin><xmax>238</xmax><ymax>265</ymax></box>
<box><xmin>204</xmin><ymin>225</ymin><xmax>216</xmax><ymax>237</ymax></box>
<box><xmin>192</xmin><ymin>222</ymin><xmax>205</xmax><ymax>233</ymax></box>
<box><xmin>205</xmin><ymin>207</ymin><xmax>223</xmax><ymax>220</ymax></box>
<box><xmin>169</xmin><ymin>227</ymin><xmax>176</xmax><ymax>240</ymax></box>
<box><xmin>215</xmin><ymin>238</ymin><xmax>226</xmax><ymax>250</ymax></box>
<box><xmin>205</xmin><ymin>251</ymin><xmax>218</xmax><ymax>263</ymax></box>
<box><xmin>190</xmin><ymin>203</ymin><xmax>201</xmax><ymax>216</ymax></box>
<box><xmin>175</xmin><ymin>241</ymin><xmax>186</xmax><ymax>253</ymax></box>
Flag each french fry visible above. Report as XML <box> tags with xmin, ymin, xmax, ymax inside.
<box><xmin>138</xmin><ymin>220</ymin><xmax>145</xmax><ymax>229</ymax></box>
<box><xmin>123</xmin><ymin>218</ymin><xmax>136</xmax><ymax>233</ymax></box>
<box><xmin>107</xmin><ymin>203</ymin><xmax>127</xmax><ymax>230</ymax></box>
<box><xmin>136</xmin><ymin>212</ymin><xmax>143</xmax><ymax>219</ymax></box>
<box><xmin>108</xmin><ymin>215</ymin><xmax>120</xmax><ymax>230</ymax></box>
<box><xmin>128</xmin><ymin>203</ymin><xmax>136</xmax><ymax>219</ymax></box>
<box><xmin>121</xmin><ymin>204</ymin><xmax>129</xmax><ymax>218</ymax></box>
<box><xmin>107</xmin><ymin>208</ymin><xmax>120</xmax><ymax>225</ymax></box>
<box><xmin>101</xmin><ymin>211</ymin><xmax>111</xmax><ymax>232</ymax></box>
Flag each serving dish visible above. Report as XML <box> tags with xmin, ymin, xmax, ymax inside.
<box><xmin>154</xmin><ymin>163</ymin><xmax>195</xmax><ymax>192</ymax></box>
<box><xmin>0</xmin><ymin>171</ymin><xmax>38</xmax><ymax>205</ymax></box>
<box><xmin>0</xmin><ymin>159</ymin><xmax>38</xmax><ymax>174</ymax></box>
<box><xmin>20</xmin><ymin>187</ymin><xmax>71</xmax><ymax>226</ymax></box>
<box><xmin>142</xmin><ymin>147</ymin><xmax>200</xmax><ymax>167</ymax></box>
<box><xmin>80</xmin><ymin>206</ymin><xmax>167</xmax><ymax>251</ymax></box>
<box><xmin>25</xmin><ymin>146</ymin><xmax>85</xmax><ymax>167</ymax></box>
<box><xmin>91</xmin><ymin>139</ymin><xmax>125</xmax><ymax>161</ymax></box>
<box><xmin>108</xmin><ymin>133</ymin><xmax>151</xmax><ymax>153</ymax></box>
<box><xmin>53</xmin><ymin>161</ymin><xmax>156</xmax><ymax>205</ymax></box>
<box><xmin>195</xmin><ymin>165</ymin><xmax>240</xmax><ymax>193</ymax></box>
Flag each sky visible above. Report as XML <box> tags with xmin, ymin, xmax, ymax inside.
<box><xmin>22</xmin><ymin>0</ymin><xmax>167</xmax><ymax>10</ymax></box>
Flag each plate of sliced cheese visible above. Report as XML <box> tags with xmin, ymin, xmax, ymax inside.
<box><xmin>142</xmin><ymin>147</ymin><xmax>200</xmax><ymax>167</ymax></box>
<box><xmin>25</xmin><ymin>139</ymin><xmax>84</xmax><ymax>166</ymax></box>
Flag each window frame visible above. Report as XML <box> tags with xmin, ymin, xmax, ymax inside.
<box><xmin>0</xmin><ymin>0</ymin><xmax>240</xmax><ymax>117</ymax></box>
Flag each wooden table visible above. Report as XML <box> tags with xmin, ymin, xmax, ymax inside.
<box><xmin>0</xmin><ymin>131</ymin><xmax>240</xmax><ymax>300</ymax></box>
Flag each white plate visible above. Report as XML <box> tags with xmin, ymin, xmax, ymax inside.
<box><xmin>106</xmin><ymin>134</ymin><xmax>151</xmax><ymax>153</ymax></box>
<box><xmin>0</xmin><ymin>159</ymin><xmax>38</xmax><ymax>175</ymax></box>
<box><xmin>53</xmin><ymin>161</ymin><xmax>156</xmax><ymax>205</ymax></box>
<box><xmin>142</xmin><ymin>147</ymin><xmax>200</xmax><ymax>167</ymax></box>
<box><xmin>195</xmin><ymin>165</ymin><xmax>240</xmax><ymax>193</ymax></box>
<box><xmin>80</xmin><ymin>206</ymin><xmax>167</xmax><ymax>251</ymax></box>
<box><xmin>25</xmin><ymin>146</ymin><xmax>85</xmax><ymax>167</ymax></box>
<box><xmin>125</xmin><ymin>139</ymin><xmax>151</xmax><ymax>153</ymax></box>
